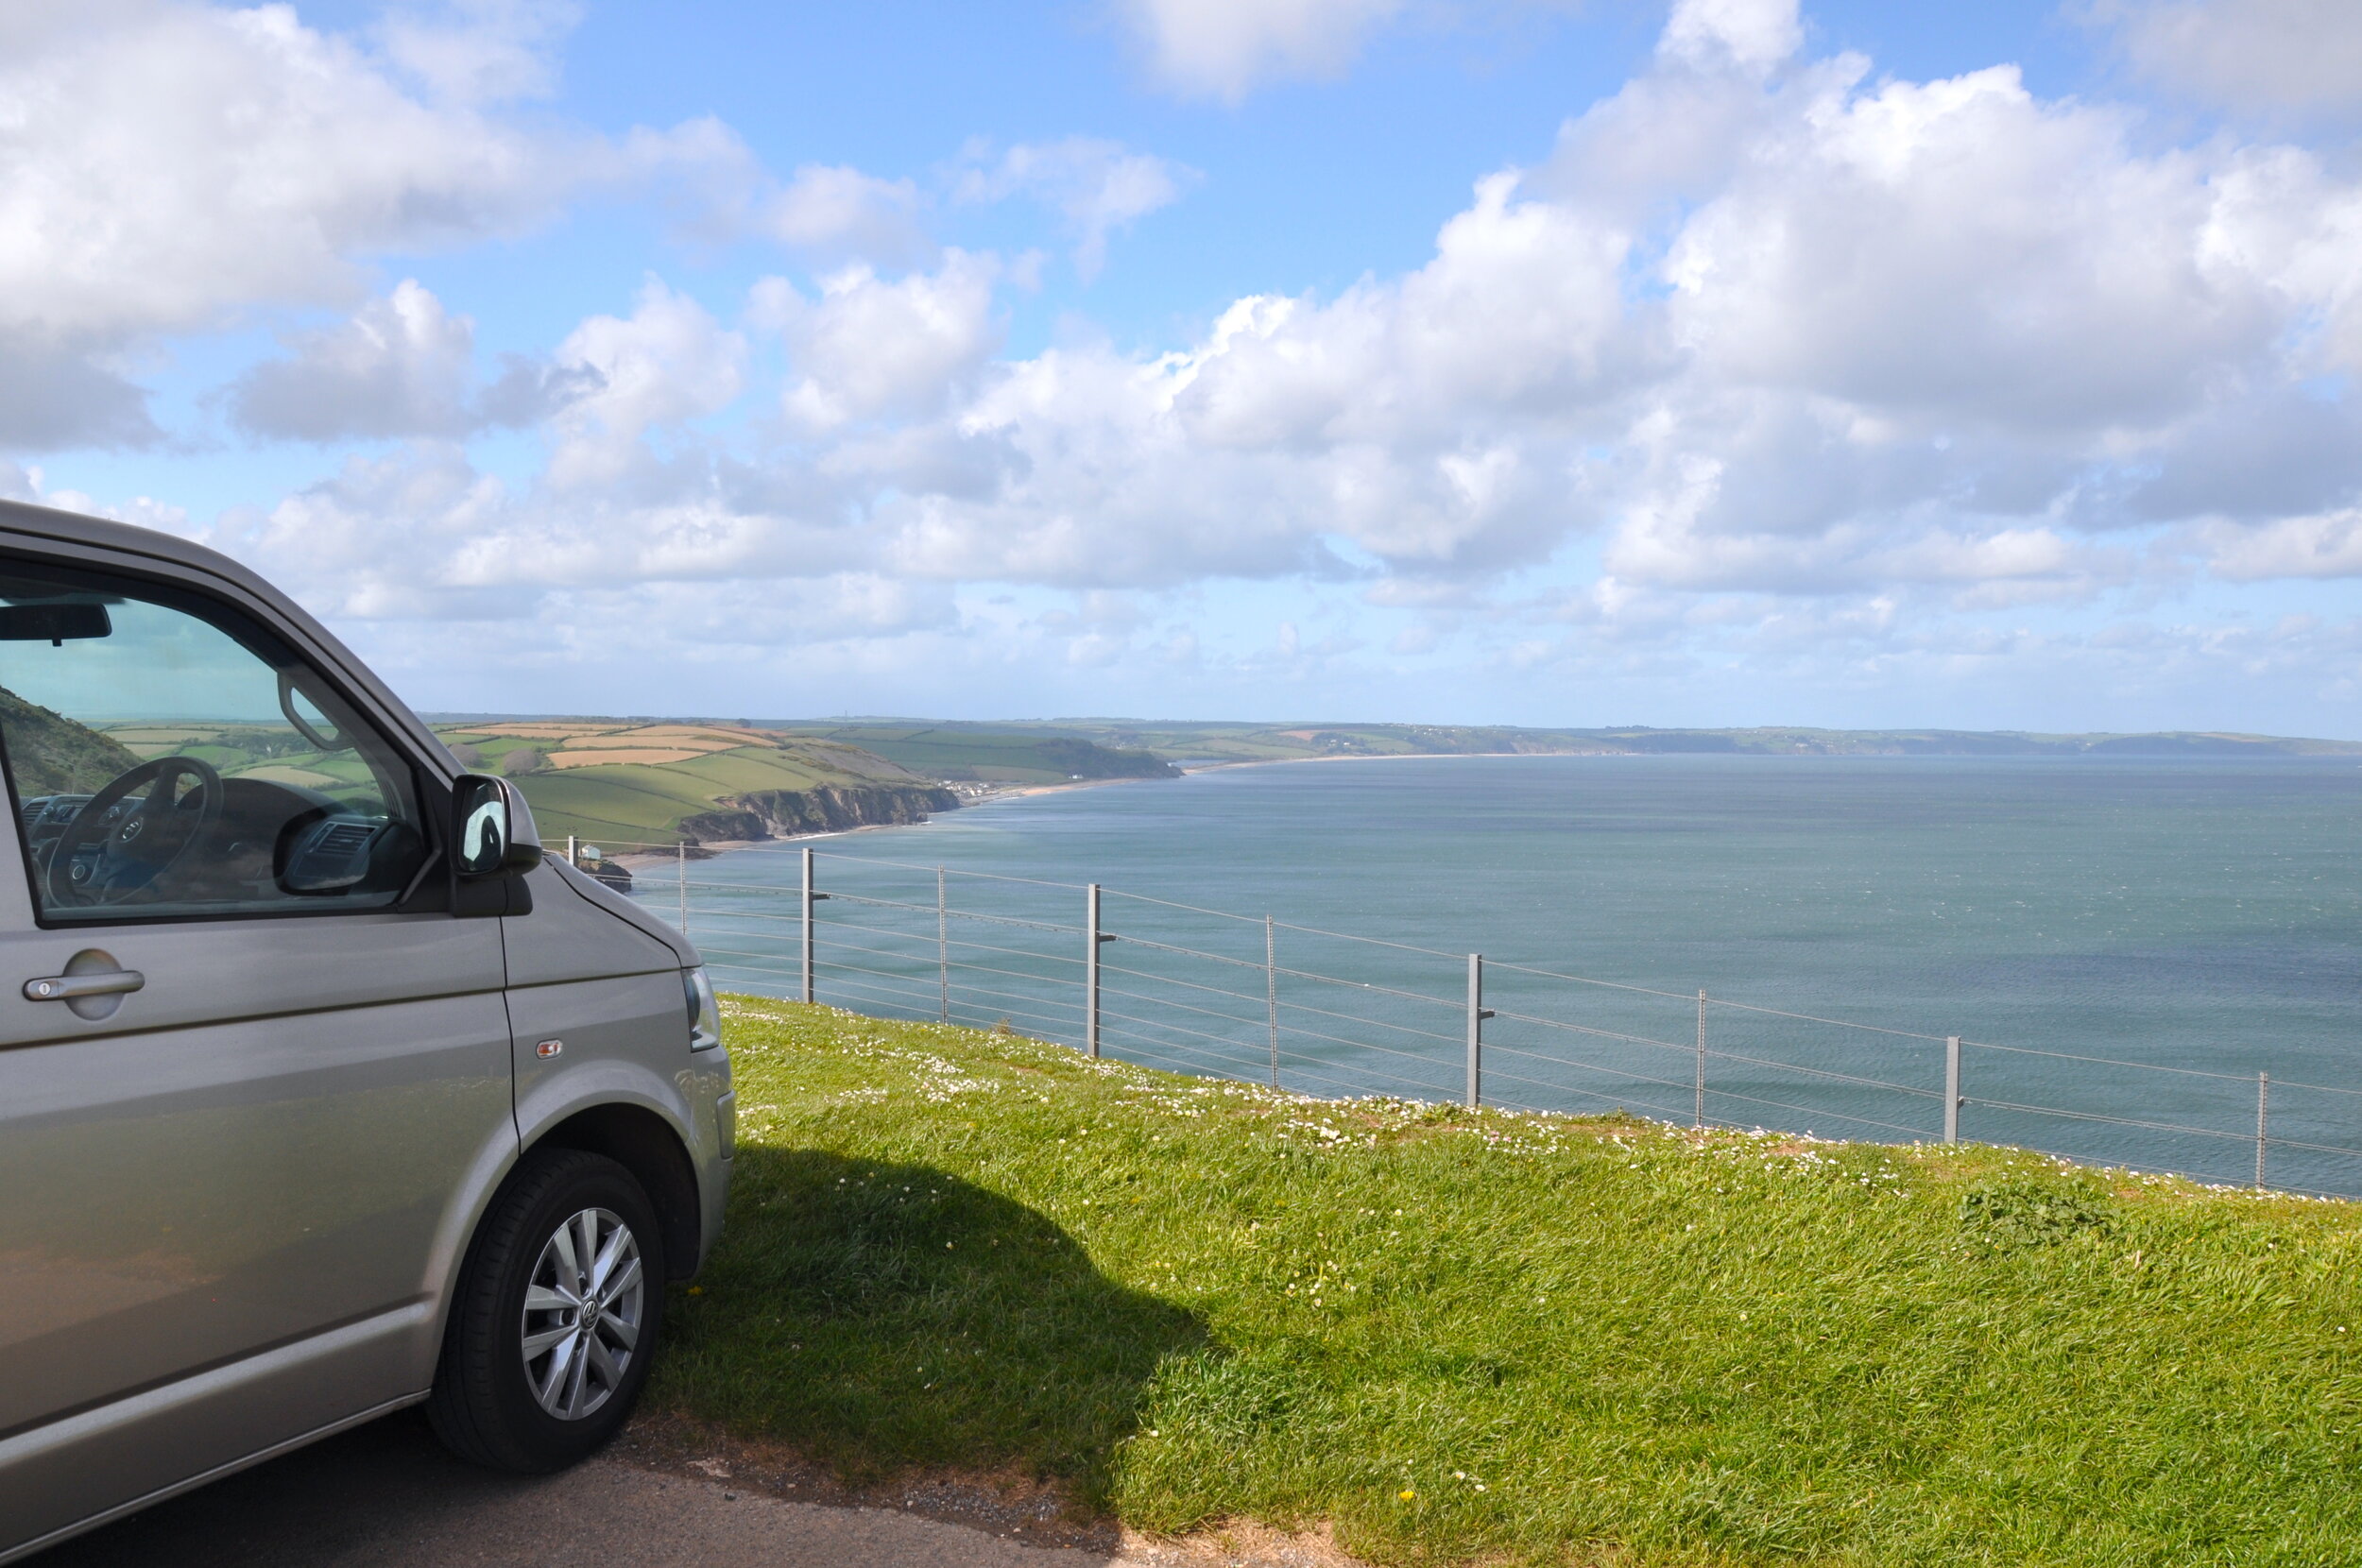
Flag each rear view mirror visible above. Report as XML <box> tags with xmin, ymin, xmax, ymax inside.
<box><xmin>453</xmin><ymin>775</ymin><xmax>544</xmax><ymax>879</ymax></box>
<box><xmin>0</xmin><ymin>603</ymin><xmax>110</xmax><ymax>643</ymax></box>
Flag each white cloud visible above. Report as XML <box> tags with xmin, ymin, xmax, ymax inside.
<box><xmin>764</xmin><ymin>164</ymin><xmax>933</xmax><ymax>268</ymax></box>
<box><xmin>1119</xmin><ymin>0</ymin><xmax>1407</xmax><ymax>101</ymax></box>
<box><xmin>545</xmin><ymin>278</ymin><xmax>746</xmax><ymax>487</ymax></box>
<box><xmin>0</xmin><ymin>0</ymin><xmax>733</xmax><ymax>450</ymax></box>
<box><xmin>0</xmin><ymin>0</ymin><xmax>570</xmax><ymax>342</ymax></box>
<box><xmin>0</xmin><ymin>337</ymin><xmax>159</xmax><ymax>450</ymax></box>
<box><xmin>249</xmin><ymin>0</ymin><xmax>2362</xmax><ymax>625</ymax></box>
<box><xmin>230</xmin><ymin>281</ymin><xmax>477</xmax><ymax>441</ymax></box>
<box><xmin>957</xmin><ymin>139</ymin><xmax>1193</xmax><ymax>280</ymax></box>
<box><xmin>27</xmin><ymin>0</ymin><xmax>2362</xmax><ymax>722</ymax></box>
<box><xmin>2194</xmin><ymin>509</ymin><xmax>2362</xmax><ymax>581</ymax></box>
<box><xmin>1659</xmin><ymin>64</ymin><xmax>2277</xmax><ymax>435</ymax></box>
<box><xmin>1171</xmin><ymin>172</ymin><xmax>1640</xmax><ymax>451</ymax></box>
<box><xmin>1659</xmin><ymin>0</ymin><xmax>1801</xmax><ymax>74</ymax></box>
<box><xmin>377</xmin><ymin>0</ymin><xmax>580</xmax><ymax>105</ymax></box>
<box><xmin>228</xmin><ymin>281</ymin><xmax>603</xmax><ymax>441</ymax></box>
<box><xmin>0</xmin><ymin>457</ymin><xmax>198</xmax><ymax>541</ymax></box>
<box><xmin>2095</xmin><ymin>0</ymin><xmax>2362</xmax><ymax>117</ymax></box>
<box><xmin>761</xmin><ymin>254</ymin><xmax>1001</xmax><ymax>429</ymax></box>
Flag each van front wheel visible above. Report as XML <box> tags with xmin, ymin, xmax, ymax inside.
<box><xmin>428</xmin><ymin>1149</ymin><xmax>668</xmax><ymax>1472</ymax></box>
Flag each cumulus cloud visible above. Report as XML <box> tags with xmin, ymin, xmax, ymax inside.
<box><xmin>956</xmin><ymin>139</ymin><xmax>1193</xmax><ymax>280</ymax></box>
<box><xmin>544</xmin><ymin>279</ymin><xmax>747</xmax><ymax>488</ymax></box>
<box><xmin>32</xmin><ymin>0</ymin><xmax>2362</xmax><ymax>722</ymax></box>
<box><xmin>231</xmin><ymin>282</ymin><xmax>475</xmax><ymax>441</ymax></box>
<box><xmin>376</xmin><ymin>0</ymin><xmax>581</xmax><ymax>105</ymax></box>
<box><xmin>228</xmin><ymin>281</ymin><xmax>605</xmax><ymax>441</ymax></box>
<box><xmin>759</xmin><ymin>253</ymin><xmax>1001</xmax><ymax>429</ymax></box>
<box><xmin>2191</xmin><ymin>509</ymin><xmax>2362</xmax><ymax>581</ymax></box>
<box><xmin>1659</xmin><ymin>0</ymin><xmax>1802</xmax><ymax>75</ymax></box>
<box><xmin>0</xmin><ymin>0</ymin><xmax>573</xmax><ymax>341</ymax></box>
<box><xmin>2094</xmin><ymin>0</ymin><xmax>2362</xmax><ymax>117</ymax></box>
<box><xmin>1119</xmin><ymin>0</ymin><xmax>1407</xmax><ymax>101</ymax></box>
<box><xmin>0</xmin><ymin>0</ymin><xmax>731</xmax><ymax>450</ymax></box>
<box><xmin>225</xmin><ymin>0</ymin><xmax>2362</xmax><ymax>637</ymax></box>
<box><xmin>0</xmin><ymin>337</ymin><xmax>159</xmax><ymax>451</ymax></box>
<box><xmin>1662</xmin><ymin>71</ymin><xmax>2280</xmax><ymax>435</ymax></box>
<box><xmin>764</xmin><ymin>164</ymin><xmax>934</xmax><ymax>268</ymax></box>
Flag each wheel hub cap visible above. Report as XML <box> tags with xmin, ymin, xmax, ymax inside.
<box><xmin>520</xmin><ymin>1205</ymin><xmax>644</xmax><ymax>1422</ymax></box>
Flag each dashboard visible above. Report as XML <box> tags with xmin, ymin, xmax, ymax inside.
<box><xmin>18</xmin><ymin>776</ymin><xmax>419</xmax><ymax>904</ymax></box>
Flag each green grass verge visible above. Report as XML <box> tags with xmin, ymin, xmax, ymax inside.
<box><xmin>658</xmin><ymin>997</ymin><xmax>2362</xmax><ymax>1565</ymax></box>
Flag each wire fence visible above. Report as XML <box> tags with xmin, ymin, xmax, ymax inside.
<box><xmin>572</xmin><ymin>835</ymin><xmax>2362</xmax><ymax>1200</ymax></box>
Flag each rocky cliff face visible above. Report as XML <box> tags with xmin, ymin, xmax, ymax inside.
<box><xmin>677</xmin><ymin>783</ymin><xmax>959</xmax><ymax>844</ymax></box>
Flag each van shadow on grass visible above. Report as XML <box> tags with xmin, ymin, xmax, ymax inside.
<box><xmin>649</xmin><ymin>1147</ymin><xmax>1207</xmax><ymax>1508</ymax></box>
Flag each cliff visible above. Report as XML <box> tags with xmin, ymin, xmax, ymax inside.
<box><xmin>434</xmin><ymin>720</ymin><xmax>959</xmax><ymax>847</ymax></box>
<box><xmin>773</xmin><ymin>724</ymin><xmax>1182</xmax><ymax>784</ymax></box>
<box><xmin>677</xmin><ymin>783</ymin><xmax>960</xmax><ymax>844</ymax></box>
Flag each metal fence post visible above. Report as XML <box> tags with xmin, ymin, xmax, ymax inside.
<box><xmin>1465</xmin><ymin>954</ymin><xmax>1489</xmax><ymax>1109</ymax></box>
<box><xmin>1695</xmin><ymin>989</ymin><xmax>1706</xmax><ymax>1130</ymax></box>
<box><xmin>1086</xmin><ymin>884</ymin><xmax>1103</xmax><ymax>1059</ymax></box>
<box><xmin>1943</xmin><ymin>1035</ymin><xmax>1961</xmax><ymax>1145</ymax></box>
<box><xmin>937</xmin><ymin>866</ymin><xmax>949</xmax><ymax>1024</ymax></box>
<box><xmin>2256</xmin><ymin>1071</ymin><xmax>2270</xmax><ymax>1188</ymax></box>
<box><xmin>676</xmin><ymin>840</ymin><xmax>688</xmax><ymax>938</ymax></box>
<box><xmin>1265</xmin><ymin>914</ymin><xmax>1278</xmax><ymax>1088</ymax></box>
<box><xmin>800</xmin><ymin>846</ymin><xmax>816</xmax><ymax>1004</ymax></box>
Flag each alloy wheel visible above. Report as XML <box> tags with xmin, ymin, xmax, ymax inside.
<box><xmin>519</xmin><ymin>1205</ymin><xmax>645</xmax><ymax>1421</ymax></box>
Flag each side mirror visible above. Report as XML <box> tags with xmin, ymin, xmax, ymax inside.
<box><xmin>453</xmin><ymin>775</ymin><xmax>545</xmax><ymax>879</ymax></box>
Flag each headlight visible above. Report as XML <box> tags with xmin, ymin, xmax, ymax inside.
<box><xmin>684</xmin><ymin>965</ymin><xmax>721</xmax><ymax>1051</ymax></box>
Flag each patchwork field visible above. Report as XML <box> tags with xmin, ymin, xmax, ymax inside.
<box><xmin>94</xmin><ymin>720</ymin><xmax>397</xmax><ymax>810</ymax></box>
<box><xmin>776</xmin><ymin>724</ymin><xmax>1181</xmax><ymax>784</ymax></box>
<box><xmin>787</xmin><ymin>719</ymin><xmax>2362</xmax><ymax>766</ymax></box>
<box><xmin>429</xmin><ymin>720</ymin><xmax>942</xmax><ymax>847</ymax></box>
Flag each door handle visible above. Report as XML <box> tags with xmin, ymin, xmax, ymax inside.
<box><xmin>25</xmin><ymin>969</ymin><xmax>145</xmax><ymax>1001</ymax></box>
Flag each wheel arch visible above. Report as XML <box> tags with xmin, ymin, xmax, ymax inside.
<box><xmin>526</xmin><ymin>1103</ymin><xmax>701</xmax><ymax>1281</ymax></box>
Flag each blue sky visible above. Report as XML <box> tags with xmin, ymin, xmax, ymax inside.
<box><xmin>8</xmin><ymin>0</ymin><xmax>2362</xmax><ymax>732</ymax></box>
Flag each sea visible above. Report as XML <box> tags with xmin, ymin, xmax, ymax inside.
<box><xmin>640</xmin><ymin>755</ymin><xmax>2362</xmax><ymax>1195</ymax></box>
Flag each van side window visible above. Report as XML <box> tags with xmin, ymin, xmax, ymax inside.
<box><xmin>0</xmin><ymin>562</ymin><xmax>429</xmax><ymax>922</ymax></box>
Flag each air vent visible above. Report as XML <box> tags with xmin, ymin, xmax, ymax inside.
<box><xmin>284</xmin><ymin>817</ymin><xmax>385</xmax><ymax>895</ymax></box>
<box><xmin>23</xmin><ymin>795</ymin><xmax>87</xmax><ymax>830</ymax></box>
<box><xmin>315</xmin><ymin>822</ymin><xmax>376</xmax><ymax>858</ymax></box>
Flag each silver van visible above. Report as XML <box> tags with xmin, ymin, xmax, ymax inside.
<box><xmin>0</xmin><ymin>502</ymin><xmax>732</xmax><ymax>1559</ymax></box>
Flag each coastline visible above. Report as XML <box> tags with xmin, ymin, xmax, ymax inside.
<box><xmin>586</xmin><ymin>746</ymin><xmax>2311</xmax><ymax>871</ymax></box>
<box><xmin>599</xmin><ymin>771</ymin><xmax>1164</xmax><ymax>868</ymax></box>
<box><xmin>1178</xmin><ymin>749</ymin><xmax>1601</xmax><ymax>774</ymax></box>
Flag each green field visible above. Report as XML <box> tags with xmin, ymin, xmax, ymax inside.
<box><xmin>418</xmin><ymin>719</ymin><xmax>1188</xmax><ymax>845</ymax></box>
<box><xmin>92</xmin><ymin>720</ymin><xmax>396</xmax><ymax>810</ymax></box>
<box><xmin>806</xmin><ymin>720</ymin><xmax>2362</xmax><ymax>766</ymax></box>
<box><xmin>777</xmin><ymin>723</ymin><xmax>1180</xmax><ymax>784</ymax></box>
<box><xmin>659</xmin><ymin>998</ymin><xmax>2362</xmax><ymax>1567</ymax></box>
<box><xmin>425</xmin><ymin>721</ymin><xmax>939</xmax><ymax>846</ymax></box>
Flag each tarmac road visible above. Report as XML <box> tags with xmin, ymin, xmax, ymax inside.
<box><xmin>30</xmin><ymin>1411</ymin><xmax>1124</xmax><ymax>1568</ymax></box>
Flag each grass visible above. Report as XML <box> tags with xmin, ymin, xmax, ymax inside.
<box><xmin>429</xmin><ymin>723</ymin><xmax>938</xmax><ymax>844</ymax></box>
<box><xmin>778</xmin><ymin>724</ymin><xmax>1180</xmax><ymax>784</ymax></box>
<box><xmin>656</xmin><ymin>997</ymin><xmax>2362</xmax><ymax>1566</ymax></box>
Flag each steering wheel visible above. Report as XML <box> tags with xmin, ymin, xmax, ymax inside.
<box><xmin>46</xmin><ymin>756</ymin><xmax>225</xmax><ymax>909</ymax></box>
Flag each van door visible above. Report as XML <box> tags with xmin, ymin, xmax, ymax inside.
<box><xmin>0</xmin><ymin>555</ymin><xmax>513</xmax><ymax>1550</ymax></box>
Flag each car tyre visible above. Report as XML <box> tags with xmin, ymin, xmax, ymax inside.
<box><xmin>428</xmin><ymin>1148</ymin><xmax>668</xmax><ymax>1473</ymax></box>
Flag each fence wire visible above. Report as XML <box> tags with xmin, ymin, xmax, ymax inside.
<box><xmin>575</xmin><ymin>836</ymin><xmax>2362</xmax><ymax>1201</ymax></box>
